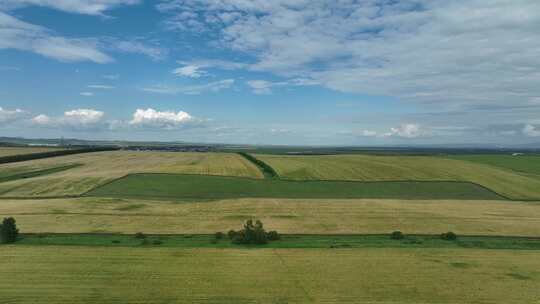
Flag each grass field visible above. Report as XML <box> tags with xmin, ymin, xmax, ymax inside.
<box><xmin>87</xmin><ymin>173</ymin><xmax>504</xmax><ymax>200</ymax></box>
<box><xmin>448</xmin><ymin>154</ymin><xmax>540</xmax><ymax>178</ymax></box>
<box><xmin>0</xmin><ymin>151</ymin><xmax>263</xmax><ymax>197</ymax></box>
<box><xmin>1</xmin><ymin>246</ymin><xmax>538</xmax><ymax>303</ymax></box>
<box><xmin>2</xmin><ymin>197</ymin><xmax>539</xmax><ymax>235</ymax></box>
<box><xmin>257</xmin><ymin>154</ymin><xmax>540</xmax><ymax>200</ymax></box>
<box><xmin>0</xmin><ymin>147</ymin><xmax>63</xmax><ymax>157</ymax></box>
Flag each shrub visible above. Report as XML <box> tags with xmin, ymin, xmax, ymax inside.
<box><xmin>134</xmin><ymin>232</ymin><xmax>146</xmax><ymax>239</ymax></box>
<box><xmin>390</xmin><ymin>231</ymin><xmax>404</xmax><ymax>240</ymax></box>
<box><xmin>441</xmin><ymin>232</ymin><xmax>457</xmax><ymax>241</ymax></box>
<box><xmin>267</xmin><ymin>231</ymin><xmax>280</xmax><ymax>241</ymax></box>
<box><xmin>229</xmin><ymin>220</ymin><xmax>280</xmax><ymax>245</ymax></box>
<box><xmin>152</xmin><ymin>240</ymin><xmax>163</xmax><ymax>245</ymax></box>
<box><xmin>0</xmin><ymin>217</ymin><xmax>19</xmax><ymax>244</ymax></box>
<box><xmin>215</xmin><ymin>232</ymin><xmax>225</xmax><ymax>240</ymax></box>
<box><xmin>111</xmin><ymin>240</ymin><xmax>121</xmax><ymax>244</ymax></box>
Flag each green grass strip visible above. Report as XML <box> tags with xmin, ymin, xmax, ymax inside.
<box><xmin>0</xmin><ymin>164</ymin><xmax>82</xmax><ymax>184</ymax></box>
<box><xmin>14</xmin><ymin>234</ymin><xmax>540</xmax><ymax>250</ymax></box>
<box><xmin>86</xmin><ymin>173</ymin><xmax>505</xmax><ymax>200</ymax></box>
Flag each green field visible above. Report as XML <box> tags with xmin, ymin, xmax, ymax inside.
<box><xmin>1</xmin><ymin>246</ymin><xmax>538</xmax><ymax>303</ymax></box>
<box><xmin>257</xmin><ymin>154</ymin><xmax>540</xmax><ymax>200</ymax></box>
<box><xmin>87</xmin><ymin>173</ymin><xmax>504</xmax><ymax>200</ymax></box>
<box><xmin>448</xmin><ymin>154</ymin><xmax>540</xmax><ymax>177</ymax></box>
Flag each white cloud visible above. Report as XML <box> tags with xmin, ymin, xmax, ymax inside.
<box><xmin>0</xmin><ymin>0</ymin><xmax>140</xmax><ymax>16</ymax></box>
<box><xmin>158</xmin><ymin>1</ymin><xmax>540</xmax><ymax>111</ymax></box>
<box><xmin>172</xmin><ymin>65</ymin><xmax>205</xmax><ymax>78</ymax></box>
<box><xmin>109</xmin><ymin>39</ymin><xmax>167</xmax><ymax>61</ymax></box>
<box><xmin>80</xmin><ymin>92</ymin><xmax>94</xmax><ymax>96</ymax></box>
<box><xmin>387</xmin><ymin>124</ymin><xmax>422</xmax><ymax>138</ymax></box>
<box><xmin>0</xmin><ymin>12</ymin><xmax>112</xmax><ymax>63</ymax></box>
<box><xmin>32</xmin><ymin>108</ymin><xmax>105</xmax><ymax>130</ymax></box>
<box><xmin>142</xmin><ymin>79</ymin><xmax>234</xmax><ymax>95</ymax></box>
<box><xmin>347</xmin><ymin>124</ymin><xmax>424</xmax><ymax>139</ymax></box>
<box><xmin>523</xmin><ymin>124</ymin><xmax>540</xmax><ymax>137</ymax></box>
<box><xmin>130</xmin><ymin>108</ymin><xmax>201</xmax><ymax>129</ymax></box>
<box><xmin>87</xmin><ymin>84</ymin><xmax>115</xmax><ymax>89</ymax></box>
<box><xmin>0</xmin><ymin>106</ymin><xmax>25</xmax><ymax>123</ymax></box>
<box><xmin>246</xmin><ymin>80</ymin><xmax>287</xmax><ymax>95</ymax></box>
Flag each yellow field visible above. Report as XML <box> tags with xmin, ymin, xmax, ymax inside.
<box><xmin>1</xmin><ymin>197</ymin><xmax>539</xmax><ymax>236</ymax></box>
<box><xmin>257</xmin><ymin>154</ymin><xmax>540</xmax><ymax>200</ymax></box>
<box><xmin>0</xmin><ymin>151</ymin><xmax>263</xmax><ymax>197</ymax></box>
<box><xmin>0</xmin><ymin>147</ymin><xmax>62</xmax><ymax>157</ymax></box>
<box><xmin>1</xmin><ymin>246</ymin><xmax>538</xmax><ymax>303</ymax></box>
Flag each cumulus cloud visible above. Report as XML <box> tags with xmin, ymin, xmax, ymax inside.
<box><xmin>157</xmin><ymin>0</ymin><xmax>540</xmax><ymax>111</ymax></box>
<box><xmin>387</xmin><ymin>124</ymin><xmax>422</xmax><ymax>139</ymax></box>
<box><xmin>0</xmin><ymin>106</ymin><xmax>25</xmax><ymax>123</ymax></box>
<box><xmin>142</xmin><ymin>79</ymin><xmax>234</xmax><ymax>95</ymax></box>
<box><xmin>0</xmin><ymin>0</ymin><xmax>140</xmax><ymax>16</ymax></box>
<box><xmin>32</xmin><ymin>108</ymin><xmax>105</xmax><ymax>130</ymax></box>
<box><xmin>129</xmin><ymin>108</ymin><xmax>202</xmax><ymax>130</ymax></box>
<box><xmin>348</xmin><ymin>124</ymin><xmax>424</xmax><ymax>139</ymax></box>
<box><xmin>523</xmin><ymin>124</ymin><xmax>540</xmax><ymax>137</ymax></box>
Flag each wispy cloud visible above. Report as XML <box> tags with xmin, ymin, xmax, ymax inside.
<box><xmin>158</xmin><ymin>1</ymin><xmax>540</xmax><ymax>112</ymax></box>
<box><xmin>142</xmin><ymin>79</ymin><xmax>235</xmax><ymax>95</ymax></box>
<box><xmin>87</xmin><ymin>84</ymin><xmax>115</xmax><ymax>89</ymax></box>
<box><xmin>0</xmin><ymin>0</ymin><xmax>140</xmax><ymax>16</ymax></box>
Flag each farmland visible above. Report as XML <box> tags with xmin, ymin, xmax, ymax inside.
<box><xmin>1</xmin><ymin>246</ymin><xmax>539</xmax><ymax>303</ymax></box>
<box><xmin>1</xmin><ymin>197</ymin><xmax>539</xmax><ymax>236</ymax></box>
<box><xmin>257</xmin><ymin>154</ymin><xmax>540</xmax><ymax>200</ymax></box>
<box><xmin>1</xmin><ymin>149</ymin><xmax>540</xmax><ymax>303</ymax></box>
<box><xmin>0</xmin><ymin>151</ymin><xmax>262</xmax><ymax>197</ymax></box>
<box><xmin>448</xmin><ymin>154</ymin><xmax>540</xmax><ymax>177</ymax></box>
<box><xmin>0</xmin><ymin>147</ymin><xmax>63</xmax><ymax>157</ymax></box>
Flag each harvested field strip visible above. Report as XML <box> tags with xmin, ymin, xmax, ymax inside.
<box><xmin>2</xmin><ymin>197</ymin><xmax>538</xmax><ymax>235</ymax></box>
<box><xmin>16</xmin><ymin>233</ymin><xmax>540</xmax><ymax>250</ymax></box>
<box><xmin>0</xmin><ymin>164</ymin><xmax>81</xmax><ymax>184</ymax></box>
<box><xmin>257</xmin><ymin>154</ymin><xmax>540</xmax><ymax>200</ymax></box>
<box><xmin>1</xmin><ymin>246</ymin><xmax>538</xmax><ymax>303</ymax></box>
<box><xmin>86</xmin><ymin>173</ymin><xmax>505</xmax><ymax>200</ymax></box>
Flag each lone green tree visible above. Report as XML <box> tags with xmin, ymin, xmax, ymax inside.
<box><xmin>0</xmin><ymin>217</ymin><xmax>19</xmax><ymax>244</ymax></box>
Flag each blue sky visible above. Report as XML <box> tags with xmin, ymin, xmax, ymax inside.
<box><xmin>1</xmin><ymin>0</ymin><xmax>540</xmax><ymax>145</ymax></box>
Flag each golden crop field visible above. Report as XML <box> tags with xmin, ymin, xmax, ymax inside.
<box><xmin>2</xmin><ymin>197</ymin><xmax>539</xmax><ymax>236</ymax></box>
<box><xmin>0</xmin><ymin>151</ymin><xmax>263</xmax><ymax>197</ymax></box>
<box><xmin>1</xmin><ymin>246</ymin><xmax>538</xmax><ymax>303</ymax></box>
<box><xmin>0</xmin><ymin>147</ymin><xmax>63</xmax><ymax>157</ymax></box>
<box><xmin>257</xmin><ymin>154</ymin><xmax>540</xmax><ymax>200</ymax></box>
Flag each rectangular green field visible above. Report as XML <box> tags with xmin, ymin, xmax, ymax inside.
<box><xmin>256</xmin><ymin>154</ymin><xmax>540</xmax><ymax>200</ymax></box>
<box><xmin>1</xmin><ymin>246</ymin><xmax>538</xmax><ymax>303</ymax></box>
<box><xmin>87</xmin><ymin>173</ymin><xmax>504</xmax><ymax>200</ymax></box>
<box><xmin>2</xmin><ymin>197</ymin><xmax>539</xmax><ymax>236</ymax></box>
